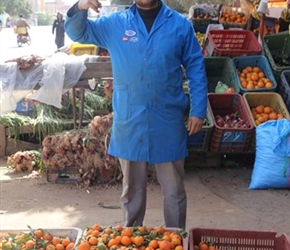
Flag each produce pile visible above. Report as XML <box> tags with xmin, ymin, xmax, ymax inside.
<box><xmin>41</xmin><ymin>113</ymin><xmax>120</xmax><ymax>188</ymax></box>
<box><xmin>7</xmin><ymin>150</ymin><xmax>43</xmax><ymax>173</ymax></box>
<box><xmin>250</xmin><ymin>104</ymin><xmax>285</xmax><ymax>126</ymax></box>
<box><xmin>0</xmin><ymin>226</ymin><xmax>78</xmax><ymax>250</ymax></box>
<box><xmin>79</xmin><ymin>225</ymin><xmax>187</xmax><ymax>250</ymax></box>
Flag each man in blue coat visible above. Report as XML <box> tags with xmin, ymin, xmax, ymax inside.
<box><xmin>65</xmin><ymin>0</ymin><xmax>208</xmax><ymax>229</ymax></box>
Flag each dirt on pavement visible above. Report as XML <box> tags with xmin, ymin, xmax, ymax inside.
<box><xmin>0</xmin><ymin>154</ymin><xmax>290</xmax><ymax>238</ymax></box>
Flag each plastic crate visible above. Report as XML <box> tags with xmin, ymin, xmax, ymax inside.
<box><xmin>208</xmin><ymin>93</ymin><xmax>254</xmax><ymax>153</ymax></box>
<box><xmin>70</xmin><ymin>42</ymin><xmax>98</xmax><ymax>56</ymax></box>
<box><xmin>263</xmin><ymin>32</ymin><xmax>290</xmax><ymax>82</ymax></box>
<box><xmin>189</xmin><ymin>227</ymin><xmax>290</xmax><ymax>250</ymax></box>
<box><xmin>232</xmin><ymin>55</ymin><xmax>278</xmax><ymax>93</ymax></box>
<box><xmin>47</xmin><ymin>167</ymin><xmax>80</xmax><ymax>183</ymax></box>
<box><xmin>191</xmin><ymin>6</ymin><xmax>219</xmax><ymax>27</ymax></box>
<box><xmin>0</xmin><ymin>228</ymin><xmax>83</xmax><ymax>249</ymax></box>
<box><xmin>219</xmin><ymin>6</ymin><xmax>250</xmax><ymax>30</ymax></box>
<box><xmin>278</xmin><ymin>70</ymin><xmax>290</xmax><ymax>112</ymax></box>
<box><xmin>187</xmin><ymin>107</ymin><xmax>214</xmax><ymax>151</ymax></box>
<box><xmin>14</xmin><ymin>99</ymin><xmax>35</xmax><ymax>116</ymax></box>
<box><xmin>243</xmin><ymin>92</ymin><xmax>290</xmax><ymax>127</ymax></box>
<box><xmin>204</xmin><ymin>56</ymin><xmax>240</xmax><ymax>93</ymax></box>
<box><xmin>203</xmin><ymin>30</ymin><xmax>262</xmax><ymax>57</ymax></box>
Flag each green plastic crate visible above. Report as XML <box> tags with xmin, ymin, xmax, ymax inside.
<box><xmin>263</xmin><ymin>32</ymin><xmax>290</xmax><ymax>82</ymax></box>
<box><xmin>205</xmin><ymin>57</ymin><xmax>240</xmax><ymax>93</ymax></box>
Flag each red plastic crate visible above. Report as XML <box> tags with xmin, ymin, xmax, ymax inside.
<box><xmin>203</xmin><ymin>30</ymin><xmax>262</xmax><ymax>57</ymax></box>
<box><xmin>189</xmin><ymin>227</ymin><xmax>290</xmax><ymax>250</ymax></box>
<box><xmin>208</xmin><ymin>93</ymin><xmax>254</xmax><ymax>153</ymax></box>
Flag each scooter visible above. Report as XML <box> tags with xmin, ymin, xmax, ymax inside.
<box><xmin>17</xmin><ymin>33</ymin><xmax>31</xmax><ymax>47</ymax></box>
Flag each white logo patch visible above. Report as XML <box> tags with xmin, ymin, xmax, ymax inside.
<box><xmin>125</xmin><ymin>30</ymin><xmax>136</xmax><ymax>36</ymax></box>
<box><xmin>129</xmin><ymin>37</ymin><xmax>138</xmax><ymax>42</ymax></box>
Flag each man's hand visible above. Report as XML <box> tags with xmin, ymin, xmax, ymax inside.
<box><xmin>78</xmin><ymin>0</ymin><xmax>102</xmax><ymax>12</ymax></box>
<box><xmin>186</xmin><ymin>116</ymin><xmax>203</xmax><ymax>136</ymax></box>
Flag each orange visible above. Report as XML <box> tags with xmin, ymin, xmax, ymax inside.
<box><xmin>263</xmin><ymin>106</ymin><xmax>272</xmax><ymax>114</ymax></box>
<box><xmin>107</xmin><ymin>239</ymin><xmax>119</xmax><ymax>249</ymax></box>
<box><xmin>148</xmin><ymin>239</ymin><xmax>159</xmax><ymax>249</ymax></box>
<box><xmin>158</xmin><ymin>240</ymin><xmax>171</xmax><ymax>250</ymax></box>
<box><xmin>25</xmin><ymin>240</ymin><xmax>35</xmax><ymax>249</ymax></box>
<box><xmin>121</xmin><ymin>228</ymin><xmax>133</xmax><ymax>237</ymax></box>
<box><xmin>199</xmin><ymin>243</ymin><xmax>209</xmax><ymax>250</ymax></box>
<box><xmin>43</xmin><ymin>232</ymin><xmax>53</xmax><ymax>241</ymax></box>
<box><xmin>246</xmin><ymin>82</ymin><xmax>254</xmax><ymax>89</ymax></box>
<box><xmin>78</xmin><ymin>242</ymin><xmax>91</xmax><ymax>250</ymax></box>
<box><xmin>103</xmin><ymin>227</ymin><xmax>113</xmax><ymax>235</ymax></box>
<box><xmin>132</xmin><ymin>236</ymin><xmax>144</xmax><ymax>246</ymax></box>
<box><xmin>258</xmin><ymin>116</ymin><xmax>266</xmax><ymax>123</ymax></box>
<box><xmin>269</xmin><ymin>112</ymin><xmax>277</xmax><ymax>120</ymax></box>
<box><xmin>66</xmin><ymin>242</ymin><xmax>75</xmax><ymax>250</ymax></box>
<box><xmin>246</xmin><ymin>66</ymin><xmax>253</xmax><ymax>72</ymax></box>
<box><xmin>92</xmin><ymin>224</ymin><xmax>102</xmax><ymax>231</ymax></box>
<box><xmin>175</xmin><ymin>246</ymin><xmax>183</xmax><ymax>250</ymax></box>
<box><xmin>265</xmin><ymin>81</ymin><xmax>273</xmax><ymax>88</ymax></box>
<box><xmin>137</xmin><ymin>226</ymin><xmax>147</xmax><ymax>235</ymax></box>
<box><xmin>255</xmin><ymin>105</ymin><xmax>264</xmax><ymax>114</ymax></box>
<box><xmin>258</xmin><ymin>71</ymin><xmax>265</xmax><ymax>78</ymax></box>
<box><xmin>120</xmin><ymin>236</ymin><xmax>132</xmax><ymax>246</ymax></box>
<box><xmin>114</xmin><ymin>225</ymin><xmax>123</xmax><ymax>232</ymax></box>
<box><xmin>55</xmin><ymin>243</ymin><xmax>65</xmax><ymax>250</ymax></box>
<box><xmin>88</xmin><ymin>236</ymin><xmax>98</xmax><ymax>246</ymax></box>
<box><xmin>253</xmin><ymin>66</ymin><xmax>260</xmax><ymax>73</ymax></box>
<box><xmin>257</xmin><ymin>80</ymin><xmax>265</xmax><ymax>88</ymax></box>
<box><xmin>52</xmin><ymin>237</ymin><xmax>61</xmax><ymax>246</ymax></box>
<box><xmin>61</xmin><ymin>238</ymin><xmax>70</xmax><ymax>247</ymax></box>
<box><xmin>101</xmin><ymin>234</ymin><xmax>110</xmax><ymax>244</ymax></box>
<box><xmin>250</xmin><ymin>73</ymin><xmax>259</xmax><ymax>81</ymax></box>
<box><xmin>34</xmin><ymin>229</ymin><xmax>44</xmax><ymax>239</ymax></box>
<box><xmin>46</xmin><ymin>245</ymin><xmax>56</xmax><ymax>250</ymax></box>
<box><xmin>277</xmin><ymin>113</ymin><xmax>284</xmax><ymax>119</ymax></box>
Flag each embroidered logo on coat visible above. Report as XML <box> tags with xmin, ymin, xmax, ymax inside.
<box><xmin>125</xmin><ymin>30</ymin><xmax>136</xmax><ymax>36</ymax></box>
<box><xmin>129</xmin><ymin>37</ymin><xmax>138</xmax><ymax>42</ymax></box>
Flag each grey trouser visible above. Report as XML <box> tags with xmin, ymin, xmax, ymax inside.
<box><xmin>119</xmin><ymin>158</ymin><xmax>187</xmax><ymax>229</ymax></box>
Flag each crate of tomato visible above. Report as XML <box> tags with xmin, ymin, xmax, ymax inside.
<box><xmin>208</xmin><ymin>93</ymin><xmax>254</xmax><ymax>153</ymax></box>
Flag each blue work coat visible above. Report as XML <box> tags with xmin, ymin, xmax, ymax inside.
<box><xmin>65</xmin><ymin>2</ymin><xmax>208</xmax><ymax>165</ymax></box>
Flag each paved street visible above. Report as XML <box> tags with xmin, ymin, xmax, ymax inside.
<box><xmin>0</xmin><ymin>25</ymin><xmax>73</xmax><ymax>63</ymax></box>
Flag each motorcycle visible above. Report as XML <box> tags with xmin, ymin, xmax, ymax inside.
<box><xmin>17</xmin><ymin>33</ymin><xmax>31</xmax><ymax>47</ymax></box>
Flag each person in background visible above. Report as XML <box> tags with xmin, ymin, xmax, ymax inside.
<box><xmin>16</xmin><ymin>14</ymin><xmax>30</xmax><ymax>35</ymax></box>
<box><xmin>52</xmin><ymin>12</ymin><xmax>65</xmax><ymax>49</ymax></box>
<box><xmin>65</xmin><ymin>0</ymin><xmax>208</xmax><ymax>229</ymax></box>
<box><xmin>278</xmin><ymin>0</ymin><xmax>290</xmax><ymax>32</ymax></box>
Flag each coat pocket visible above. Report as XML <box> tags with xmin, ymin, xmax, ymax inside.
<box><xmin>113</xmin><ymin>84</ymin><xmax>129</xmax><ymax>121</ymax></box>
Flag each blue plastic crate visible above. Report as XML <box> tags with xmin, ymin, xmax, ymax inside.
<box><xmin>14</xmin><ymin>99</ymin><xmax>34</xmax><ymax>116</ymax></box>
<box><xmin>187</xmin><ymin>107</ymin><xmax>214</xmax><ymax>151</ymax></box>
<box><xmin>232</xmin><ymin>55</ymin><xmax>277</xmax><ymax>93</ymax></box>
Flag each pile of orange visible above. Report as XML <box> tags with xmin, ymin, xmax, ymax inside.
<box><xmin>79</xmin><ymin>224</ymin><xmax>186</xmax><ymax>250</ymax></box>
<box><xmin>251</xmin><ymin>104</ymin><xmax>285</xmax><ymax>126</ymax></box>
<box><xmin>0</xmin><ymin>229</ymin><xmax>75</xmax><ymax>250</ymax></box>
<box><xmin>220</xmin><ymin>12</ymin><xmax>246</xmax><ymax>24</ymax></box>
<box><xmin>237</xmin><ymin>66</ymin><xmax>274</xmax><ymax>90</ymax></box>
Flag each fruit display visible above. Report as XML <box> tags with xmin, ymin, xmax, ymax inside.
<box><xmin>219</xmin><ymin>12</ymin><xmax>246</xmax><ymax>24</ymax></box>
<box><xmin>250</xmin><ymin>104</ymin><xmax>285</xmax><ymax>126</ymax></box>
<box><xmin>79</xmin><ymin>225</ymin><xmax>187</xmax><ymax>250</ymax></box>
<box><xmin>0</xmin><ymin>226</ymin><xmax>81</xmax><ymax>250</ymax></box>
<box><xmin>195</xmin><ymin>32</ymin><xmax>206</xmax><ymax>47</ymax></box>
<box><xmin>237</xmin><ymin>66</ymin><xmax>274</xmax><ymax>90</ymax></box>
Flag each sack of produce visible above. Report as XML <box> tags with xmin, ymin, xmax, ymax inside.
<box><xmin>249</xmin><ymin>119</ymin><xmax>290</xmax><ymax>189</ymax></box>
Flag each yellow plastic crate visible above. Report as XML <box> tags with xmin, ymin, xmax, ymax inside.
<box><xmin>69</xmin><ymin>42</ymin><xmax>98</xmax><ymax>56</ymax></box>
